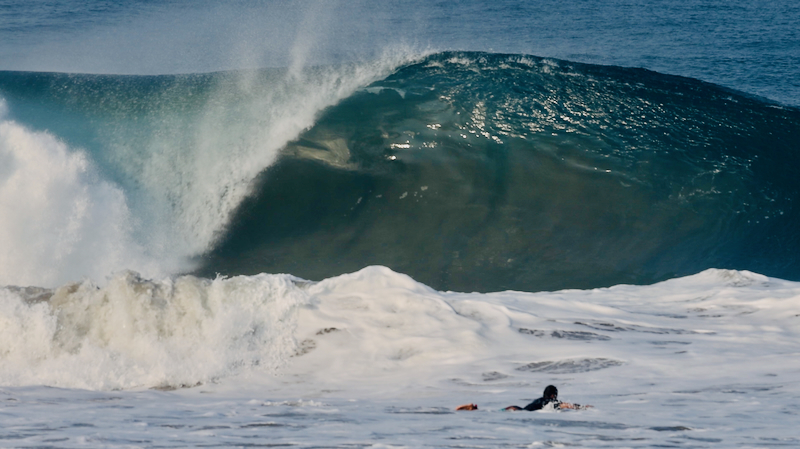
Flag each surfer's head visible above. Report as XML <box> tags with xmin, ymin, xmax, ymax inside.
<box><xmin>543</xmin><ymin>385</ymin><xmax>558</xmax><ymax>399</ymax></box>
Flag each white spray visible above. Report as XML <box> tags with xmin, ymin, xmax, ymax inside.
<box><xmin>0</xmin><ymin>99</ymin><xmax>168</xmax><ymax>287</ymax></box>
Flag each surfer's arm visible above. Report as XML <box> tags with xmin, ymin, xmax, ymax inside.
<box><xmin>455</xmin><ymin>403</ymin><xmax>478</xmax><ymax>411</ymax></box>
<box><xmin>558</xmin><ymin>402</ymin><xmax>592</xmax><ymax>409</ymax></box>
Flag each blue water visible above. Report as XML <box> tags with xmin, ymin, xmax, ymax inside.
<box><xmin>2</xmin><ymin>0</ymin><xmax>799</xmax><ymax>106</ymax></box>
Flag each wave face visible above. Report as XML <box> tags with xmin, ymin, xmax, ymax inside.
<box><xmin>198</xmin><ymin>52</ymin><xmax>800</xmax><ymax>292</ymax></box>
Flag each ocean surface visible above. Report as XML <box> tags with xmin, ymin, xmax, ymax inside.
<box><xmin>1</xmin><ymin>0</ymin><xmax>799</xmax><ymax>447</ymax></box>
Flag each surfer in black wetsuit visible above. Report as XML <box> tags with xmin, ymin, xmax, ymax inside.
<box><xmin>456</xmin><ymin>385</ymin><xmax>588</xmax><ymax>411</ymax></box>
<box><xmin>503</xmin><ymin>385</ymin><xmax>577</xmax><ymax>410</ymax></box>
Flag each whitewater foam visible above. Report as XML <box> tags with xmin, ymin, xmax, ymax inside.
<box><xmin>3</xmin><ymin>266</ymin><xmax>797</xmax><ymax>397</ymax></box>
<box><xmin>1</xmin><ymin>265</ymin><xmax>798</xmax><ymax>446</ymax></box>
<box><xmin>0</xmin><ymin>271</ymin><xmax>306</xmax><ymax>390</ymax></box>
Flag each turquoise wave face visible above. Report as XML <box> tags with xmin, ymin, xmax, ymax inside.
<box><xmin>198</xmin><ymin>52</ymin><xmax>800</xmax><ymax>292</ymax></box>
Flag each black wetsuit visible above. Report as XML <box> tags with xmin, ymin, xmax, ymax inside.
<box><xmin>521</xmin><ymin>397</ymin><xmax>560</xmax><ymax>411</ymax></box>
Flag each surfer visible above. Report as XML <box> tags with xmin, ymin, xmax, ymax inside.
<box><xmin>456</xmin><ymin>385</ymin><xmax>588</xmax><ymax>411</ymax></box>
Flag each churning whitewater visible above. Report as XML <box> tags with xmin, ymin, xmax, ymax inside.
<box><xmin>1</xmin><ymin>266</ymin><xmax>799</xmax><ymax>446</ymax></box>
